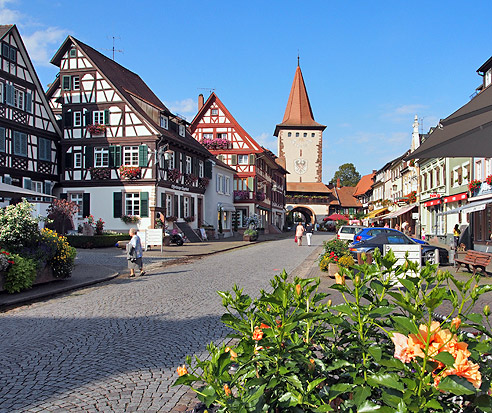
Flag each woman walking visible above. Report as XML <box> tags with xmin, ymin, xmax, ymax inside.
<box><xmin>295</xmin><ymin>222</ymin><xmax>305</xmax><ymax>246</ymax></box>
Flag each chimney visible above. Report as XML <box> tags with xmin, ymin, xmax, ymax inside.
<box><xmin>198</xmin><ymin>94</ymin><xmax>204</xmax><ymax>111</ymax></box>
<box><xmin>336</xmin><ymin>178</ymin><xmax>341</xmax><ymax>188</ymax></box>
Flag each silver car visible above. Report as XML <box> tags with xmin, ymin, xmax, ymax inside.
<box><xmin>337</xmin><ymin>225</ymin><xmax>366</xmax><ymax>241</ymax></box>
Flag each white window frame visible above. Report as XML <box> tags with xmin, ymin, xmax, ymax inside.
<box><xmin>462</xmin><ymin>162</ymin><xmax>470</xmax><ymax>185</ymax></box>
<box><xmin>94</xmin><ymin>147</ymin><xmax>109</xmax><ymax>167</ymax></box>
<box><xmin>198</xmin><ymin>160</ymin><xmax>204</xmax><ymax>178</ymax></box>
<box><xmin>225</xmin><ymin>177</ymin><xmax>230</xmax><ymax>195</ymax></box>
<box><xmin>29</xmin><ymin>181</ymin><xmax>43</xmax><ymax>201</ymax></box>
<box><xmin>238</xmin><ymin>155</ymin><xmax>248</xmax><ymax>165</ymax></box>
<box><xmin>160</xmin><ymin>115</ymin><xmax>168</xmax><ymax>129</ymax></box>
<box><xmin>93</xmin><ymin>110</ymin><xmax>105</xmax><ymax>125</ymax></box>
<box><xmin>74</xmin><ymin>111</ymin><xmax>82</xmax><ymax>127</ymax></box>
<box><xmin>184</xmin><ymin>197</ymin><xmax>190</xmax><ymax>218</ymax></box>
<box><xmin>217</xmin><ymin>174</ymin><xmax>224</xmax><ymax>194</ymax></box>
<box><xmin>125</xmin><ymin>192</ymin><xmax>140</xmax><ymax>216</ymax></box>
<box><xmin>69</xmin><ymin>193</ymin><xmax>84</xmax><ymax>219</ymax></box>
<box><xmin>13</xmin><ymin>88</ymin><xmax>24</xmax><ymax>110</ymax></box>
<box><xmin>476</xmin><ymin>160</ymin><xmax>483</xmax><ymax>181</ymax></box>
<box><xmin>179</xmin><ymin>124</ymin><xmax>186</xmax><ymax>137</ymax></box>
<box><xmin>74</xmin><ymin>152</ymin><xmax>82</xmax><ymax>168</ymax></box>
<box><xmin>186</xmin><ymin>156</ymin><xmax>192</xmax><ymax>174</ymax></box>
<box><xmin>486</xmin><ymin>158</ymin><xmax>492</xmax><ymax>178</ymax></box>
<box><xmin>211</xmin><ymin>109</ymin><xmax>218</xmax><ymax>116</ymax></box>
<box><xmin>166</xmin><ymin>193</ymin><xmax>173</xmax><ymax>216</ymax></box>
<box><xmin>123</xmin><ymin>146</ymin><xmax>139</xmax><ymax>166</ymax></box>
<box><xmin>72</xmin><ymin>76</ymin><xmax>80</xmax><ymax>90</ymax></box>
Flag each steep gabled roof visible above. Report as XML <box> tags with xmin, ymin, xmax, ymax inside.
<box><xmin>49</xmin><ymin>36</ymin><xmax>210</xmax><ymax>155</ymax></box>
<box><xmin>190</xmin><ymin>92</ymin><xmax>262</xmax><ymax>153</ymax></box>
<box><xmin>0</xmin><ymin>25</ymin><xmax>14</xmax><ymax>39</ymax></box>
<box><xmin>274</xmin><ymin>64</ymin><xmax>325</xmax><ymax>136</ymax></box>
<box><xmin>335</xmin><ymin>186</ymin><xmax>363</xmax><ymax>208</ymax></box>
<box><xmin>353</xmin><ymin>173</ymin><xmax>375</xmax><ymax>196</ymax></box>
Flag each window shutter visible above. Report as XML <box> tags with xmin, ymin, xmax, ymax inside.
<box><xmin>249</xmin><ymin>154</ymin><xmax>256</xmax><ymax>165</ymax></box>
<box><xmin>205</xmin><ymin>160</ymin><xmax>212</xmax><ymax>179</ymax></box>
<box><xmin>231</xmin><ymin>154</ymin><xmax>237</xmax><ymax>165</ymax></box>
<box><xmin>85</xmin><ymin>111</ymin><xmax>92</xmax><ymax>126</ymax></box>
<box><xmin>20</xmin><ymin>133</ymin><xmax>27</xmax><ymax>156</ymax></box>
<box><xmin>25</xmin><ymin>92</ymin><xmax>32</xmax><ymax>113</ymax></box>
<box><xmin>24</xmin><ymin>178</ymin><xmax>32</xmax><ymax>190</ymax></box>
<box><xmin>85</xmin><ymin>146</ymin><xmax>94</xmax><ymax>168</ymax></box>
<box><xmin>10</xmin><ymin>47</ymin><xmax>16</xmax><ymax>62</ymax></box>
<box><xmin>193</xmin><ymin>158</ymin><xmax>198</xmax><ymax>175</ymax></box>
<box><xmin>247</xmin><ymin>177</ymin><xmax>254</xmax><ymax>191</ymax></box>
<box><xmin>60</xmin><ymin>193</ymin><xmax>68</xmax><ymax>200</ymax></box>
<box><xmin>180</xmin><ymin>195</ymin><xmax>184</xmax><ymax>218</ymax></box>
<box><xmin>64</xmin><ymin>111</ymin><xmax>73</xmax><ymax>127</ymax></box>
<box><xmin>0</xmin><ymin>127</ymin><xmax>5</xmax><ymax>152</ymax></box>
<box><xmin>138</xmin><ymin>145</ymin><xmax>148</xmax><ymax>167</ymax></box>
<box><xmin>216</xmin><ymin>174</ymin><xmax>220</xmax><ymax>192</ymax></box>
<box><xmin>140</xmin><ymin>192</ymin><xmax>149</xmax><ymax>217</ymax></box>
<box><xmin>161</xmin><ymin>193</ymin><xmax>165</xmax><ymax>209</ymax></box>
<box><xmin>13</xmin><ymin>131</ymin><xmax>21</xmax><ymax>154</ymax></box>
<box><xmin>5</xmin><ymin>84</ymin><xmax>13</xmax><ymax>106</ymax></box>
<box><xmin>38</xmin><ymin>138</ymin><xmax>45</xmax><ymax>160</ymax></box>
<box><xmin>104</xmin><ymin>109</ymin><xmax>110</xmax><ymax>125</ymax></box>
<box><xmin>62</xmin><ymin>76</ymin><xmax>71</xmax><ymax>91</ymax></box>
<box><xmin>65</xmin><ymin>152</ymin><xmax>73</xmax><ymax>168</ymax></box>
<box><xmin>2</xmin><ymin>44</ymin><xmax>9</xmax><ymax>58</ymax></box>
<box><xmin>115</xmin><ymin>145</ymin><xmax>121</xmax><ymax>167</ymax></box>
<box><xmin>83</xmin><ymin>193</ymin><xmax>90</xmax><ymax>218</ymax></box>
<box><xmin>44</xmin><ymin>182</ymin><xmax>52</xmax><ymax>195</ymax></box>
<box><xmin>108</xmin><ymin>146</ymin><xmax>115</xmax><ymax>167</ymax></box>
<box><xmin>191</xmin><ymin>197</ymin><xmax>195</xmax><ymax>218</ymax></box>
<box><xmin>217</xmin><ymin>154</ymin><xmax>224</xmax><ymax>162</ymax></box>
<box><xmin>113</xmin><ymin>192</ymin><xmax>122</xmax><ymax>218</ymax></box>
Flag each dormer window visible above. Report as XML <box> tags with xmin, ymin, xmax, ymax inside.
<box><xmin>179</xmin><ymin>124</ymin><xmax>185</xmax><ymax>137</ymax></box>
<box><xmin>211</xmin><ymin>109</ymin><xmax>218</xmax><ymax>116</ymax></box>
<box><xmin>160</xmin><ymin>115</ymin><xmax>168</xmax><ymax>129</ymax></box>
<box><xmin>69</xmin><ymin>47</ymin><xmax>77</xmax><ymax>57</ymax></box>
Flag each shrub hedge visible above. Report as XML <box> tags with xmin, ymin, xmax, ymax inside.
<box><xmin>67</xmin><ymin>234</ymin><xmax>131</xmax><ymax>248</ymax></box>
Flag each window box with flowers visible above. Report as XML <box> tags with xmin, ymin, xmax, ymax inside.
<box><xmin>90</xmin><ymin>167</ymin><xmax>111</xmax><ymax>180</ymax></box>
<box><xmin>120</xmin><ymin>215</ymin><xmax>141</xmax><ymax>225</ymax></box>
<box><xmin>184</xmin><ymin>216</ymin><xmax>195</xmax><ymax>223</ymax></box>
<box><xmin>201</xmin><ymin>138</ymin><xmax>229</xmax><ymax>150</ymax></box>
<box><xmin>86</xmin><ymin>123</ymin><xmax>107</xmax><ymax>135</ymax></box>
<box><xmin>184</xmin><ymin>173</ymin><xmax>198</xmax><ymax>187</ymax></box>
<box><xmin>167</xmin><ymin>168</ymin><xmax>182</xmax><ymax>183</ymax></box>
<box><xmin>468</xmin><ymin>179</ymin><xmax>482</xmax><ymax>195</ymax></box>
<box><xmin>234</xmin><ymin>190</ymin><xmax>250</xmax><ymax>201</ymax></box>
<box><xmin>486</xmin><ymin>175</ymin><xmax>492</xmax><ymax>186</ymax></box>
<box><xmin>119</xmin><ymin>166</ymin><xmax>141</xmax><ymax>180</ymax></box>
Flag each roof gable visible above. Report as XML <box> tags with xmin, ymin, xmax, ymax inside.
<box><xmin>353</xmin><ymin>173</ymin><xmax>375</xmax><ymax>196</ymax></box>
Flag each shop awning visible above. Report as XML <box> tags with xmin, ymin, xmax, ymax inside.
<box><xmin>423</xmin><ymin>198</ymin><xmax>442</xmax><ymax>207</ymax></box>
<box><xmin>218</xmin><ymin>202</ymin><xmax>235</xmax><ymax>212</ymax></box>
<box><xmin>383</xmin><ymin>204</ymin><xmax>417</xmax><ymax>219</ymax></box>
<box><xmin>366</xmin><ymin>207</ymin><xmax>388</xmax><ymax>219</ymax></box>
<box><xmin>438</xmin><ymin>198</ymin><xmax>492</xmax><ymax>216</ymax></box>
<box><xmin>0</xmin><ymin>182</ymin><xmax>55</xmax><ymax>198</ymax></box>
<box><xmin>443</xmin><ymin>192</ymin><xmax>468</xmax><ymax>203</ymax></box>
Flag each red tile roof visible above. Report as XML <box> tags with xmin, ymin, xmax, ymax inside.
<box><xmin>336</xmin><ymin>186</ymin><xmax>363</xmax><ymax>208</ymax></box>
<box><xmin>353</xmin><ymin>173</ymin><xmax>375</xmax><ymax>196</ymax></box>
<box><xmin>286</xmin><ymin>182</ymin><xmax>333</xmax><ymax>194</ymax></box>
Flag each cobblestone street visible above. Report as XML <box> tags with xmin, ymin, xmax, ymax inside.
<box><xmin>0</xmin><ymin>234</ymin><xmax>332</xmax><ymax>412</ymax></box>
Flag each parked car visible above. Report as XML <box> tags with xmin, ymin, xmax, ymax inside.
<box><xmin>337</xmin><ymin>225</ymin><xmax>366</xmax><ymax>241</ymax></box>
<box><xmin>348</xmin><ymin>232</ymin><xmax>449</xmax><ymax>265</ymax></box>
<box><xmin>353</xmin><ymin>227</ymin><xmax>428</xmax><ymax>245</ymax></box>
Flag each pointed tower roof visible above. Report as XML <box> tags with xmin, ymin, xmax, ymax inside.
<box><xmin>274</xmin><ymin>63</ymin><xmax>325</xmax><ymax>136</ymax></box>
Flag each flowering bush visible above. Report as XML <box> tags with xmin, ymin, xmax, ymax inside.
<box><xmin>3</xmin><ymin>254</ymin><xmax>37</xmax><ymax>293</ymax></box>
<box><xmin>0</xmin><ymin>199</ymin><xmax>40</xmax><ymax>251</ymax></box>
<box><xmin>175</xmin><ymin>250</ymin><xmax>492</xmax><ymax>411</ymax></box>
<box><xmin>469</xmin><ymin>179</ymin><xmax>482</xmax><ymax>192</ymax></box>
<box><xmin>95</xmin><ymin>218</ymin><xmax>104</xmax><ymax>235</ymax></box>
<box><xmin>337</xmin><ymin>254</ymin><xmax>354</xmax><ymax>268</ymax></box>
<box><xmin>487</xmin><ymin>175</ymin><xmax>492</xmax><ymax>186</ymax></box>
<box><xmin>0</xmin><ymin>250</ymin><xmax>14</xmax><ymax>272</ymax></box>
<box><xmin>86</xmin><ymin>123</ymin><xmax>106</xmax><ymax>134</ymax></box>
<box><xmin>245</xmin><ymin>214</ymin><xmax>261</xmax><ymax>230</ymax></box>
<box><xmin>404</xmin><ymin>190</ymin><xmax>417</xmax><ymax>204</ymax></box>
<box><xmin>46</xmin><ymin>198</ymin><xmax>79</xmax><ymax>235</ymax></box>
<box><xmin>202</xmin><ymin>137</ymin><xmax>229</xmax><ymax>150</ymax></box>
<box><xmin>120</xmin><ymin>215</ymin><xmax>140</xmax><ymax>225</ymax></box>
<box><xmin>167</xmin><ymin>168</ymin><xmax>183</xmax><ymax>182</ymax></box>
<box><xmin>41</xmin><ymin>229</ymin><xmax>76</xmax><ymax>278</ymax></box>
<box><xmin>119</xmin><ymin>166</ymin><xmax>141</xmax><ymax>179</ymax></box>
<box><xmin>322</xmin><ymin>237</ymin><xmax>350</xmax><ymax>258</ymax></box>
<box><xmin>90</xmin><ymin>167</ymin><xmax>111</xmax><ymax>180</ymax></box>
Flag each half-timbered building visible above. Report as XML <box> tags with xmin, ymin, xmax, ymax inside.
<box><xmin>190</xmin><ymin>93</ymin><xmax>287</xmax><ymax>232</ymax></box>
<box><xmin>0</xmin><ymin>25</ymin><xmax>61</xmax><ymax>209</ymax></box>
<box><xmin>47</xmin><ymin>36</ymin><xmax>212</xmax><ymax>231</ymax></box>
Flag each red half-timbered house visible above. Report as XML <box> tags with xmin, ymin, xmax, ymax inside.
<box><xmin>190</xmin><ymin>93</ymin><xmax>287</xmax><ymax>232</ymax></box>
<box><xmin>0</xmin><ymin>25</ymin><xmax>61</xmax><ymax>209</ymax></box>
<box><xmin>47</xmin><ymin>36</ymin><xmax>212</xmax><ymax>231</ymax></box>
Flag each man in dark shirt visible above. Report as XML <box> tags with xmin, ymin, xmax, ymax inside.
<box><xmin>305</xmin><ymin>222</ymin><xmax>314</xmax><ymax>246</ymax></box>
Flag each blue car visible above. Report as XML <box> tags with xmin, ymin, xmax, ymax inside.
<box><xmin>353</xmin><ymin>227</ymin><xmax>428</xmax><ymax>245</ymax></box>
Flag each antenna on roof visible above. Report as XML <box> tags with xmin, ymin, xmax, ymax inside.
<box><xmin>101</xmin><ymin>36</ymin><xmax>123</xmax><ymax>61</ymax></box>
<box><xmin>198</xmin><ymin>87</ymin><xmax>216</xmax><ymax>96</ymax></box>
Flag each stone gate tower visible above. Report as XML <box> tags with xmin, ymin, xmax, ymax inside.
<box><xmin>274</xmin><ymin>62</ymin><xmax>326</xmax><ymax>183</ymax></box>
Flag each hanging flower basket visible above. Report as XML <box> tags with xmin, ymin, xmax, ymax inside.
<box><xmin>87</xmin><ymin>124</ymin><xmax>106</xmax><ymax>135</ymax></box>
<box><xmin>468</xmin><ymin>179</ymin><xmax>482</xmax><ymax>192</ymax></box>
<box><xmin>89</xmin><ymin>167</ymin><xmax>111</xmax><ymax>180</ymax></box>
<box><xmin>486</xmin><ymin>175</ymin><xmax>492</xmax><ymax>186</ymax></box>
<box><xmin>184</xmin><ymin>173</ymin><xmax>198</xmax><ymax>186</ymax></box>
<box><xmin>202</xmin><ymin>138</ymin><xmax>229</xmax><ymax>150</ymax></box>
<box><xmin>119</xmin><ymin>166</ymin><xmax>141</xmax><ymax>179</ymax></box>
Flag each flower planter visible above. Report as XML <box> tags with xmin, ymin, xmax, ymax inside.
<box><xmin>0</xmin><ymin>264</ymin><xmax>57</xmax><ymax>293</ymax></box>
<box><xmin>327</xmin><ymin>263</ymin><xmax>338</xmax><ymax>278</ymax></box>
<box><xmin>243</xmin><ymin>234</ymin><xmax>258</xmax><ymax>242</ymax></box>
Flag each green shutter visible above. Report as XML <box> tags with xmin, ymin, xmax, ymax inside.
<box><xmin>138</xmin><ymin>145</ymin><xmax>148</xmax><ymax>167</ymax></box>
<box><xmin>62</xmin><ymin>76</ymin><xmax>71</xmax><ymax>91</ymax></box>
<box><xmin>60</xmin><ymin>193</ymin><xmax>68</xmax><ymax>200</ymax></box>
<box><xmin>161</xmin><ymin>193</ymin><xmax>165</xmax><ymax>209</ymax></box>
<box><xmin>180</xmin><ymin>195</ymin><xmax>184</xmax><ymax>219</ymax></box>
<box><xmin>65</xmin><ymin>152</ymin><xmax>73</xmax><ymax>168</ymax></box>
<box><xmin>109</xmin><ymin>145</ymin><xmax>121</xmax><ymax>167</ymax></box>
<box><xmin>249</xmin><ymin>154</ymin><xmax>256</xmax><ymax>165</ymax></box>
<box><xmin>173</xmin><ymin>195</ymin><xmax>178</xmax><ymax>218</ymax></box>
<box><xmin>83</xmin><ymin>193</ymin><xmax>90</xmax><ymax>217</ymax></box>
<box><xmin>108</xmin><ymin>146</ymin><xmax>115</xmax><ymax>167</ymax></box>
<box><xmin>247</xmin><ymin>177</ymin><xmax>254</xmax><ymax>191</ymax></box>
<box><xmin>5</xmin><ymin>84</ymin><xmax>13</xmax><ymax>106</ymax></box>
<box><xmin>140</xmin><ymin>192</ymin><xmax>149</xmax><ymax>217</ymax></box>
<box><xmin>0</xmin><ymin>127</ymin><xmax>5</xmax><ymax>152</ymax></box>
<box><xmin>64</xmin><ymin>111</ymin><xmax>73</xmax><ymax>127</ymax></box>
<box><xmin>25</xmin><ymin>92</ymin><xmax>32</xmax><ymax>113</ymax></box>
<box><xmin>24</xmin><ymin>178</ymin><xmax>32</xmax><ymax>190</ymax></box>
<box><xmin>85</xmin><ymin>111</ymin><xmax>92</xmax><ymax>126</ymax></box>
<box><xmin>113</xmin><ymin>192</ymin><xmax>122</xmax><ymax>218</ymax></box>
<box><xmin>191</xmin><ymin>197</ymin><xmax>195</xmax><ymax>218</ymax></box>
<box><xmin>205</xmin><ymin>160</ymin><xmax>212</xmax><ymax>179</ymax></box>
<box><xmin>231</xmin><ymin>154</ymin><xmax>237</xmax><ymax>165</ymax></box>
<box><xmin>104</xmin><ymin>109</ymin><xmax>110</xmax><ymax>125</ymax></box>
<box><xmin>85</xmin><ymin>146</ymin><xmax>94</xmax><ymax>168</ymax></box>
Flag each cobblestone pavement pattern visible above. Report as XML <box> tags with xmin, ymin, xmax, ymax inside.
<box><xmin>0</xmin><ymin>233</ymin><xmax>332</xmax><ymax>412</ymax></box>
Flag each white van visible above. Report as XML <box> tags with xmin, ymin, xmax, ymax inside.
<box><xmin>337</xmin><ymin>225</ymin><xmax>366</xmax><ymax>241</ymax></box>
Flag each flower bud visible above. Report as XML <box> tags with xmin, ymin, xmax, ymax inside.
<box><xmin>451</xmin><ymin>317</ymin><xmax>461</xmax><ymax>330</ymax></box>
<box><xmin>223</xmin><ymin>384</ymin><xmax>232</xmax><ymax>396</ymax></box>
<box><xmin>354</xmin><ymin>275</ymin><xmax>360</xmax><ymax>286</ymax></box>
<box><xmin>361</xmin><ymin>252</ymin><xmax>366</xmax><ymax>261</ymax></box>
<box><xmin>484</xmin><ymin>305</ymin><xmax>491</xmax><ymax>317</ymax></box>
<box><xmin>334</xmin><ymin>273</ymin><xmax>345</xmax><ymax>285</ymax></box>
<box><xmin>295</xmin><ymin>284</ymin><xmax>301</xmax><ymax>296</ymax></box>
<box><xmin>327</xmin><ymin>299</ymin><xmax>332</xmax><ymax>307</ymax></box>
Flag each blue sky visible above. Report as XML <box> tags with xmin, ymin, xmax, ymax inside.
<box><xmin>4</xmin><ymin>0</ymin><xmax>492</xmax><ymax>182</ymax></box>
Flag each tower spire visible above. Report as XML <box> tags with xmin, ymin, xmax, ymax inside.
<box><xmin>297</xmin><ymin>51</ymin><xmax>300</xmax><ymax>67</ymax></box>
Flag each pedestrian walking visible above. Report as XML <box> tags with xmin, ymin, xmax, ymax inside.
<box><xmin>295</xmin><ymin>222</ymin><xmax>305</xmax><ymax>246</ymax></box>
<box><xmin>453</xmin><ymin>224</ymin><xmax>461</xmax><ymax>249</ymax></box>
<box><xmin>127</xmin><ymin>228</ymin><xmax>145</xmax><ymax>277</ymax></box>
<box><xmin>305</xmin><ymin>222</ymin><xmax>314</xmax><ymax>246</ymax></box>
<box><xmin>421</xmin><ymin>228</ymin><xmax>426</xmax><ymax>241</ymax></box>
<box><xmin>395</xmin><ymin>223</ymin><xmax>400</xmax><ymax>231</ymax></box>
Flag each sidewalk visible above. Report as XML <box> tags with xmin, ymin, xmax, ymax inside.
<box><xmin>0</xmin><ymin>231</ymin><xmax>293</xmax><ymax>310</ymax></box>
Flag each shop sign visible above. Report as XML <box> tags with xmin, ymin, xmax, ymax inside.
<box><xmin>171</xmin><ymin>184</ymin><xmax>190</xmax><ymax>192</ymax></box>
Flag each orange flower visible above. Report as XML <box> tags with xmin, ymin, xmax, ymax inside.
<box><xmin>334</xmin><ymin>273</ymin><xmax>345</xmax><ymax>285</ymax></box>
<box><xmin>225</xmin><ymin>347</ymin><xmax>237</xmax><ymax>361</ymax></box>
<box><xmin>177</xmin><ymin>365</ymin><xmax>188</xmax><ymax>376</ymax></box>
<box><xmin>451</xmin><ymin>317</ymin><xmax>461</xmax><ymax>330</ymax></box>
<box><xmin>252</xmin><ymin>327</ymin><xmax>264</xmax><ymax>341</ymax></box>
<box><xmin>260</xmin><ymin>323</ymin><xmax>270</xmax><ymax>329</ymax></box>
<box><xmin>223</xmin><ymin>384</ymin><xmax>232</xmax><ymax>396</ymax></box>
<box><xmin>437</xmin><ymin>350</ymin><xmax>482</xmax><ymax>389</ymax></box>
<box><xmin>276</xmin><ymin>319</ymin><xmax>282</xmax><ymax>328</ymax></box>
<box><xmin>391</xmin><ymin>332</ymin><xmax>424</xmax><ymax>363</ymax></box>
<box><xmin>295</xmin><ymin>284</ymin><xmax>301</xmax><ymax>295</ymax></box>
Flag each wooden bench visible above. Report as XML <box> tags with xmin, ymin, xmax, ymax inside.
<box><xmin>455</xmin><ymin>250</ymin><xmax>492</xmax><ymax>275</ymax></box>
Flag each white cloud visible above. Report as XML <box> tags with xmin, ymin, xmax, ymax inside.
<box><xmin>253</xmin><ymin>132</ymin><xmax>277</xmax><ymax>153</ymax></box>
<box><xmin>165</xmin><ymin>98</ymin><xmax>197</xmax><ymax>118</ymax></box>
<box><xmin>381</xmin><ymin>104</ymin><xmax>427</xmax><ymax>123</ymax></box>
<box><xmin>23</xmin><ymin>27</ymin><xmax>67</xmax><ymax>67</ymax></box>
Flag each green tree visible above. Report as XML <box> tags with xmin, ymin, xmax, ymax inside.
<box><xmin>332</xmin><ymin>163</ymin><xmax>361</xmax><ymax>187</ymax></box>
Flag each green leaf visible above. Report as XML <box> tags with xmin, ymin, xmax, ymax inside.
<box><xmin>392</xmin><ymin>316</ymin><xmax>418</xmax><ymax>335</ymax></box>
<box><xmin>474</xmin><ymin>394</ymin><xmax>492</xmax><ymax>412</ymax></box>
<box><xmin>358</xmin><ymin>400</ymin><xmax>381</xmax><ymax>412</ymax></box>
<box><xmin>278</xmin><ymin>391</ymin><xmax>299</xmax><ymax>407</ymax></box>
<box><xmin>400</xmin><ymin>278</ymin><xmax>417</xmax><ymax>294</ymax></box>
<box><xmin>307</xmin><ymin>378</ymin><xmax>326</xmax><ymax>394</ymax></box>
<box><xmin>367</xmin><ymin>373</ymin><xmax>404</xmax><ymax>391</ymax></box>
<box><xmin>353</xmin><ymin>386</ymin><xmax>371</xmax><ymax>405</ymax></box>
<box><xmin>244</xmin><ymin>384</ymin><xmax>267</xmax><ymax>403</ymax></box>
<box><xmin>424</xmin><ymin>399</ymin><xmax>442</xmax><ymax>410</ymax></box>
<box><xmin>173</xmin><ymin>373</ymin><xmax>200</xmax><ymax>386</ymax></box>
<box><xmin>438</xmin><ymin>375</ymin><xmax>477</xmax><ymax>395</ymax></box>
<box><xmin>432</xmin><ymin>351</ymin><xmax>455</xmax><ymax>367</ymax></box>
<box><xmin>325</xmin><ymin>359</ymin><xmax>353</xmax><ymax>371</ymax></box>
<box><xmin>369</xmin><ymin>306</ymin><xmax>394</xmax><ymax>317</ymax></box>
<box><xmin>328</xmin><ymin>383</ymin><xmax>354</xmax><ymax>400</ymax></box>
<box><xmin>379</xmin><ymin>358</ymin><xmax>405</xmax><ymax>370</ymax></box>
<box><xmin>465</xmin><ymin>313</ymin><xmax>483</xmax><ymax>324</ymax></box>
<box><xmin>396</xmin><ymin>399</ymin><xmax>408</xmax><ymax>413</ymax></box>
<box><xmin>331</xmin><ymin>303</ymin><xmax>354</xmax><ymax>315</ymax></box>
<box><xmin>287</xmin><ymin>375</ymin><xmax>303</xmax><ymax>390</ymax></box>
<box><xmin>382</xmin><ymin>388</ymin><xmax>404</xmax><ymax>408</ymax></box>
<box><xmin>312</xmin><ymin>406</ymin><xmax>334</xmax><ymax>412</ymax></box>
<box><xmin>368</xmin><ymin>345</ymin><xmax>382</xmax><ymax>362</ymax></box>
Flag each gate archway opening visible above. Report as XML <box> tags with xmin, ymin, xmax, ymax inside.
<box><xmin>289</xmin><ymin>206</ymin><xmax>316</xmax><ymax>224</ymax></box>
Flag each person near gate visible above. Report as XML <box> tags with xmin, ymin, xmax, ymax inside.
<box><xmin>127</xmin><ymin>228</ymin><xmax>145</xmax><ymax>277</ymax></box>
<box><xmin>305</xmin><ymin>222</ymin><xmax>314</xmax><ymax>246</ymax></box>
<box><xmin>295</xmin><ymin>222</ymin><xmax>305</xmax><ymax>246</ymax></box>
